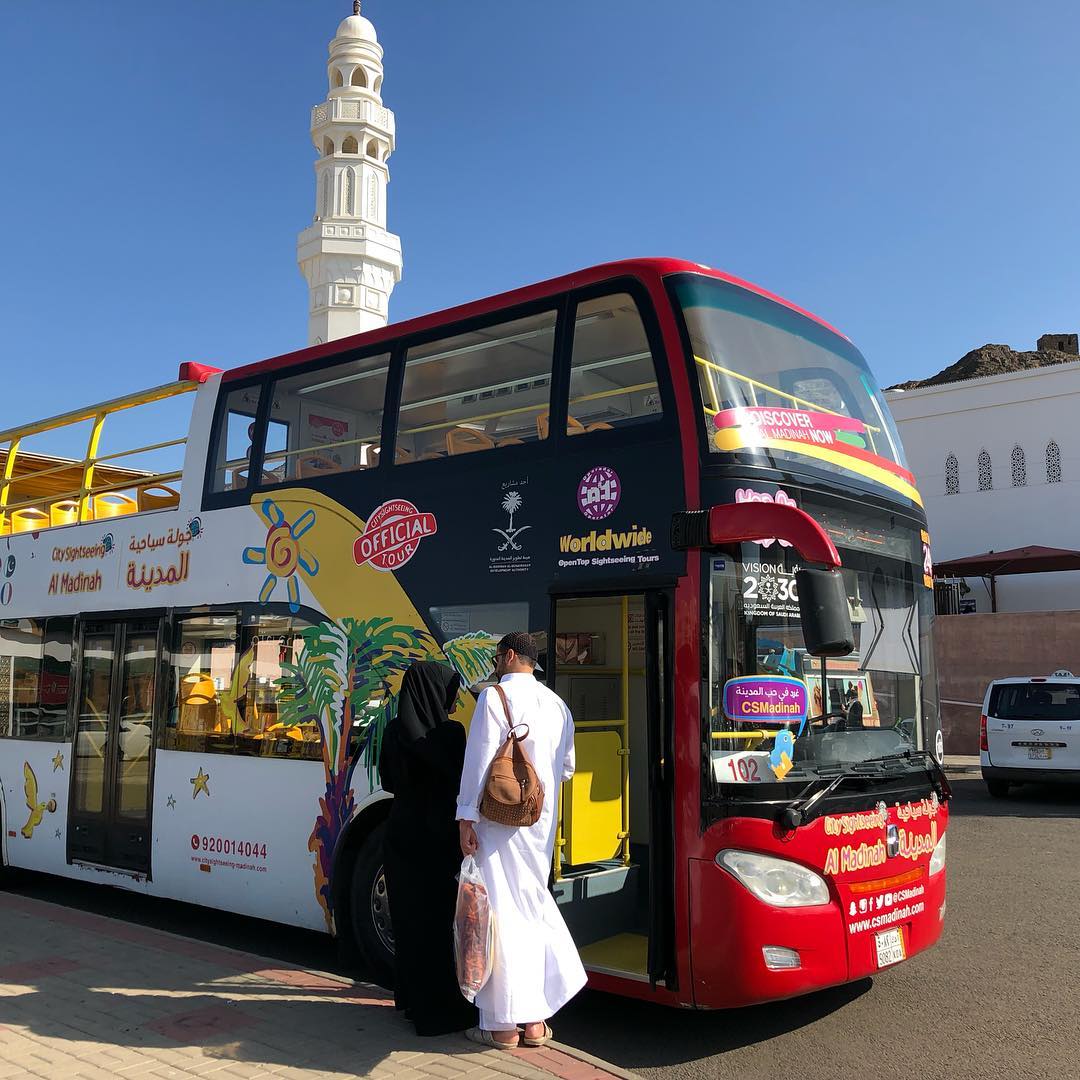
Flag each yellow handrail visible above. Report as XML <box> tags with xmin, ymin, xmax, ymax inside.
<box><xmin>694</xmin><ymin>355</ymin><xmax>882</xmax><ymax>433</ymax></box>
<box><xmin>0</xmin><ymin>380</ymin><xmax>196</xmax><ymax>533</ymax></box>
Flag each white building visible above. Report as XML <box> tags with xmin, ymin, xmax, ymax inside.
<box><xmin>297</xmin><ymin>3</ymin><xmax>403</xmax><ymax>345</ymax></box>
<box><xmin>886</xmin><ymin>362</ymin><xmax>1080</xmax><ymax>613</ymax></box>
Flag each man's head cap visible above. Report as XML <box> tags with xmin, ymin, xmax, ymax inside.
<box><xmin>497</xmin><ymin>631</ymin><xmax>542</xmax><ymax>669</ymax></box>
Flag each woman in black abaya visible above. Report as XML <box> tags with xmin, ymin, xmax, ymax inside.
<box><xmin>379</xmin><ymin>660</ymin><xmax>477</xmax><ymax>1036</ymax></box>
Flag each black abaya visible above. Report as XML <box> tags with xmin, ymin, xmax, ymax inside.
<box><xmin>379</xmin><ymin>660</ymin><xmax>477</xmax><ymax>1036</ymax></box>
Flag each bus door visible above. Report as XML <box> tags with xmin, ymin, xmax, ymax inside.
<box><xmin>551</xmin><ymin>590</ymin><xmax>675</xmax><ymax>987</ymax></box>
<box><xmin>68</xmin><ymin>617</ymin><xmax>163</xmax><ymax>874</ymax></box>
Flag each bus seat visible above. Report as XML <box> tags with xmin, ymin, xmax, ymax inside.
<box><xmin>0</xmin><ymin>517</ymin><xmax>9</xmax><ymax>536</ymax></box>
<box><xmin>94</xmin><ymin>493</ymin><xmax>138</xmax><ymax>519</ymax></box>
<box><xmin>566</xmin><ymin>415</ymin><xmax>587</xmax><ymax>436</ymax></box>
<box><xmin>11</xmin><ymin>507</ymin><xmax>49</xmax><ymax>533</ymax></box>
<box><xmin>497</xmin><ymin>436</ymin><xmax>525</xmax><ymax>447</ymax></box>
<box><xmin>586</xmin><ymin>422</ymin><xmax>614</xmax><ymax>432</ymax></box>
<box><xmin>298</xmin><ymin>455</ymin><xmax>338</xmax><ymax>478</ymax></box>
<box><xmin>137</xmin><ymin>485</ymin><xmax>180</xmax><ymax>512</ymax></box>
<box><xmin>537</xmin><ymin>412</ymin><xmax>550</xmax><ymax>439</ymax></box>
<box><xmin>446</xmin><ymin>427</ymin><xmax>495</xmax><ymax>455</ymax></box>
<box><xmin>50</xmin><ymin>500</ymin><xmax>80</xmax><ymax>527</ymax></box>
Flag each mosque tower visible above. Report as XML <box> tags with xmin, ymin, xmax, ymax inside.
<box><xmin>297</xmin><ymin>2</ymin><xmax>403</xmax><ymax>345</ymax></box>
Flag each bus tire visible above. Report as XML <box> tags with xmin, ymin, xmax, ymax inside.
<box><xmin>986</xmin><ymin>779</ymin><xmax>1009</xmax><ymax>798</ymax></box>
<box><xmin>348</xmin><ymin>821</ymin><xmax>395</xmax><ymax>988</ymax></box>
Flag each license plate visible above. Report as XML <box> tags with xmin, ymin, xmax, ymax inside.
<box><xmin>1028</xmin><ymin>747</ymin><xmax>1052</xmax><ymax>760</ymax></box>
<box><xmin>875</xmin><ymin>928</ymin><xmax>906</xmax><ymax>969</ymax></box>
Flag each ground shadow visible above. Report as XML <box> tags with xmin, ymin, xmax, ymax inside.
<box><xmin>945</xmin><ymin>775</ymin><xmax>1080</xmax><ymax>818</ymax></box>
<box><xmin>556</xmin><ymin>978</ymin><xmax>873</xmax><ymax>1069</ymax></box>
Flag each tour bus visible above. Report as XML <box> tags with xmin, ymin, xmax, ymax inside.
<box><xmin>0</xmin><ymin>258</ymin><xmax>948</xmax><ymax>1009</ymax></box>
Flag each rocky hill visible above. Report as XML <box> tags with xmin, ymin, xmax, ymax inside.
<box><xmin>887</xmin><ymin>343</ymin><xmax>1079</xmax><ymax>390</ymax></box>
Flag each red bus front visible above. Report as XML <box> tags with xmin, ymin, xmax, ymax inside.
<box><xmin>665</xmin><ymin>270</ymin><xmax>948</xmax><ymax>1009</ymax></box>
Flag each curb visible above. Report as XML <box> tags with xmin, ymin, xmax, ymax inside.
<box><xmin>546</xmin><ymin>1040</ymin><xmax>641</xmax><ymax>1080</ymax></box>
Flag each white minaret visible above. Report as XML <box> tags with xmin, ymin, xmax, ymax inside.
<box><xmin>298</xmin><ymin>2</ymin><xmax>403</xmax><ymax>345</ymax></box>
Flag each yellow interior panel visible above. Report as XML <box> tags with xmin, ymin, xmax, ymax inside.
<box><xmin>564</xmin><ymin>729</ymin><xmax>623</xmax><ymax>866</ymax></box>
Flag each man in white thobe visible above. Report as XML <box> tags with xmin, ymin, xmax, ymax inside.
<box><xmin>456</xmin><ymin>632</ymin><xmax>587</xmax><ymax>1049</ymax></box>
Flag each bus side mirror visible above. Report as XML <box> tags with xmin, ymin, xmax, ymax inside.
<box><xmin>796</xmin><ymin>568</ymin><xmax>855</xmax><ymax>658</ymax></box>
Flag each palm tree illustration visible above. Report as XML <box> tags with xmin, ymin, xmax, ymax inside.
<box><xmin>502</xmin><ymin>490</ymin><xmax>523</xmax><ymax>530</ymax></box>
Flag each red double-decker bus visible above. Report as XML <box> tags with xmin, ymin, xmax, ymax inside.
<box><xmin>0</xmin><ymin>258</ymin><xmax>947</xmax><ymax>1008</ymax></box>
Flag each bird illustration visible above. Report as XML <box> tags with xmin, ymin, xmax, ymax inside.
<box><xmin>21</xmin><ymin>762</ymin><xmax>57</xmax><ymax>839</ymax></box>
<box><xmin>769</xmin><ymin>731</ymin><xmax>796</xmax><ymax>780</ymax></box>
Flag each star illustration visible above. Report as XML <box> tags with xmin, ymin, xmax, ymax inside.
<box><xmin>167</xmin><ymin>794</ymin><xmax>177</xmax><ymax>810</ymax></box>
<box><xmin>54</xmin><ymin>828</ymin><xmax>61</xmax><ymax>840</ymax></box>
<box><xmin>190</xmin><ymin>768</ymin><xmax>211</xmax><ymax>799</ymax></box>
<box><xmin>51</xmin><ymin>751</ymin><xmax>64</xmax><ymax>772</ymax></box>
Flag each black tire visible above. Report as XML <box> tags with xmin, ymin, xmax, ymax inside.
<box><xmin>349</xmin><ymin>821</ymin><xmax>395</xmax><ymax>988</ymax></box>
<box><xmin>986</xmin><ymin>779</ymin><xmax>1010</xmax><ymax>798</ymax></box>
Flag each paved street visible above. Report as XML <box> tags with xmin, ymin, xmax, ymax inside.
<box><xmin>4</xmin><ymin>775</ymin><xmax>1078</xmax><ymax>1080</ymax></box>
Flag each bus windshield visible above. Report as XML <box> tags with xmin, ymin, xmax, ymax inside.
<box><xmin>673</xmin><ymin>275</ymin><xmax>915</xmax><ymax>504</ymax></box>
<box><xmin>705</xmin><ymin>503</ymin><xmax>938</xmax><ymax>790</ymax></box>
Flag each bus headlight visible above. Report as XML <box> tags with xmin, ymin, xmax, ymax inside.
<box><xmin>716</xmin><ymin>849</ymin><xmax>830</xmax><ymax>907</ymax></box>
<box><xmin>929</xmin><ymin>833</ymin><xmax>946</xmax><ymax>876</ymax></box>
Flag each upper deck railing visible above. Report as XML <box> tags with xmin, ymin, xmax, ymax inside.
<box><xmin>0</xmin><ymin>377</ymin><xmax>201</xmax><ymax>535</ymax></box>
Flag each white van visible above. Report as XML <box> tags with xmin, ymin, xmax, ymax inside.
<box><xmin>981</xmin><ymin>671</ymin><xmax>1080</xmax><ymax>797</ymax></box>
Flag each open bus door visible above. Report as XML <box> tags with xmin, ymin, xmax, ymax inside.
<box><xmin>550</xmin><ymin>589</ymin><xmax>676</xmax><ymax>989</ymax></box>
<box><xmin>68</xmin><ymin>616</ymin><xmax>163</xmax><ymax>874</ymax></box>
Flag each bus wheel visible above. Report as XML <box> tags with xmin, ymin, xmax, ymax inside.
<box><xmin>349</xmin><ymin>822</ymin><xmax>395</xmax><ymax>988</ymax></box>
<box><xmin>986</xmin><ymin>779</ymin><xmax>1009</xmax><ymax>798</ymax></box>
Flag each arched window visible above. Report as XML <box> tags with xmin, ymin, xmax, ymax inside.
<box><xmin>1011</xmin><ymin>445</ymin><xmax>1027</xmax><ymax>486</ymax></box>
<box><xmin>374</xmin><ymin>75</ymin><xmax>383</xmax><ymax>93</ymax></box>
<box><xmin>366</xmin><ymin>139</ymin><xmax>379</xmax><ymax>159</ymax></box>
<box><xmin>332</xmin><ymin>69</ymin><xmax>344</xmax><ymax>88</ymax></box>
<box><xmin>344</xmin><ymin>169</ymin><xmax>355</xmax><ymax>216</ymax></box>
<box><xmin>978</xmin><ymin>450</ymin><xmax>992</xmax><ymax>491</ymax></box>
<box><xmin>342</xmin><ymin>135</ymin><xmax>359</xmax><ymax>155</ymax></box>
<box><xmin>945</xmin><ymin>454</ymin><xmax>959</xmax><ymax>495</ymax></box>
<box><xmin>320</xmin><ymin>172</ymin><xmax>331</xmax><ymax>219</ymax></box>
<box><xmin>322</xmin><ymin>137</ymin><xmax>335</xmax><ymax>157</ymax></box>
<box><xmin>351</xmin><ymin>67</ymin><xmax>368</xmax><ymax>88</ymax></box>
<box><xmin>1047</xmin><ymin>441</ymin><xmax>1062</xmax><ymax>483</ymax></box>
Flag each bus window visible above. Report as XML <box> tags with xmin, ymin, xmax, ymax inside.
<box><xmin>397</xmin><ymin>310</ymin><xmax>557</xmax><ymax>462</ymax></box>
<box><xmin>211</xmin><ymin>386</ymin><xmax>264</xmax><ymax>492</ymax></box>
<box><xmin>0</xmin><ymin>620</ymin><xmax>44</xmax><ymax>739</ymax></box>
<box><xmin>167</xmin><ymin>611</ymin><xmax>319</xmax><ymax>760</ymax></box>
<box><xmin>567</xmin><ymin>293</ymin><xmax>662</xmax><ymax>434</ymax></box>
<box><xmin>429</xmin><ymin>602</ymin><xmax>532</xmax><ymax>690</ymax></box>
<box><xmin>261</xmin><ymin>351</ymin><xmax>391</xmax><ymax>482</ymax></box>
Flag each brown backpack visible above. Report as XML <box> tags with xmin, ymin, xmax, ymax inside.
<box><xmin>479</xmin><ymin>684</ymin><xmax>545</xmax><ymax>827</ymax></box>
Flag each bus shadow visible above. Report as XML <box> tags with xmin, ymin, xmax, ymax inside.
<box><xmin>945</xmin><ymin>776</ymin><xmax>1080</xmax><ymax>819</ymax></box>
<box><xmin>557</xmin><ymin>978</ymin><xmax>873</xmax><ymax>1068</ymax></box>
<box><xmin>0</xmin><ymin>977</ymin><xmax>494</xmax><ymax>1076</ymax></box>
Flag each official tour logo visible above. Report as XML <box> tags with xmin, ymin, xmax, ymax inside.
<box><xmin>577</xmin><ymin>466</ymin><xmax>621</xmax><ymax>521</ymax></box>
<box><xmin>354</xmin><ymin>499</ymin><xmax>438</xmax><ymax>572</ymax></box>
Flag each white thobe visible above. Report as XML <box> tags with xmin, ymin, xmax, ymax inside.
<box><xmin>455</xmin><ymin>672</ymin><xmax>587</xmax><ymax>1029</ymax></box>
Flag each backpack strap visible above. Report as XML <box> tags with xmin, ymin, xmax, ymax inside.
<box><xmin>492</xmin><ymin>683</ymin><xmax>529</xmax><ymax>741</ymax></box>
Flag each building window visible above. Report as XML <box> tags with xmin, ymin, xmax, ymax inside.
<box><xmin>320</xmin><ymin>171</ymin><xmax>331</xmax><ymax>218</ymax></box>
<box><xmin>1048</xmin><ymin>441</ymin><xmax>1062</xmax><ymax>483</ymax></box>
<box><xmin>344</xmin><ymin>168</ymin><xmax>355</xmax><ymax>216</ymax></box>
<box><xmin>567</xmin><ymin>293</ymin><xmax>663</xmax><ymax>434</ymax></box>
<box><xmin>0</xmin><ymin>618</ymin><xmax>73</xmax><ymax>740</ymax></box>
<box><xmin>366</xmin><ymin>139</ymin><xmax>379</xmax><ymax>159</ymax></box>
<box><xmin>351</xmin><ymin>66</ymin><xmax>368</xmax><ymax>88</ymax></box>
<box><xmin>342</xmin><ymin>135</ymin><xmax>359</xmax><ymax>155</ymax></box>
<box><xmin>978</xmin><ymin>450</ymin><xmax>992</xmax><ymax>491</ymax></box>
<box><xmin>945</xmin><ymin>454</ymin><xmax>959</xmax><ymax>495</ymax></box>
<box><xmin>396</xmin><ymin>309</ymin><xmax>557</xmax><ymax>462</ymax></box>
<box><xmin>167</xmin><ymin>611</ymin><xmax>320</xmax><ymax>760</ymax></box>
<box><xmin>1011</xmin><ymin>445</ymin><xmax>1027</xmax><ymax>487</ymax></box>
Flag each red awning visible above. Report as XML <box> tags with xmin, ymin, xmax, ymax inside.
<box><xmin>935</xmin><ymin>545</ymin><xmax>1080</xmax><ymax>578</ymax></box>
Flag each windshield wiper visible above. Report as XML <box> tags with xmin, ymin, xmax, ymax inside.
<box><xmin>878</xmin><ymin>748</ymin><xmax>952</xmax><ymax>801</ymax></box>
<box><xmin>778</xmin><ymin>762</ymin><xmax>884</xmax><ymax>830</ymax></box>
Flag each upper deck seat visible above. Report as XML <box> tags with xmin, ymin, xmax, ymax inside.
<box><xmin>94</xmin><ymin>493</ymin><xmax>138</xmax><ymax>519</ymax></box>
<box><xmin>137</xmin><ymin>485</ymin><xmax>180</xmax><ymax>512</ymax></box>
<box><xmin>11</xmin><ymin>507</ymin><xmax>49</xmax><ymax>533</ymax></box>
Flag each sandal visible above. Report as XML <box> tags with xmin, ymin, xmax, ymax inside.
<box><xmin>466</xmin><ymin>1027</ymin><xmax>520</xmax><ymax>1050</ymax></box>
<box><xmin>519</xmin><ymin>1022</ymin><xmax>553</xmax><ymax>1048</ymax></box>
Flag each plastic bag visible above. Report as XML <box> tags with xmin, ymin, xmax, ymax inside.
<box><xmin>454</xmin><ymin>854</ymin><xmax>494</xmax><ymax>1002</ymax></box>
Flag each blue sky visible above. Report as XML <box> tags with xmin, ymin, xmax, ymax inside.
<box><xmin>1</xmin><ymin>0</ymin><xmax>1077</xmax><ymax>455</ymax></box>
